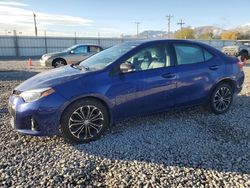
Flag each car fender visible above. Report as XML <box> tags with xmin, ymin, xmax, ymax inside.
<box><xmin>58</xmin><ymin>92</ymin><xmax>115</xmax><ymax>126</ymax></box>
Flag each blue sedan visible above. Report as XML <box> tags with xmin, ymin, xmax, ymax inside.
<box><xmin>8</xmin><ymin>40</ymin><xmax>245</xmax><ymax>143</ymax></box>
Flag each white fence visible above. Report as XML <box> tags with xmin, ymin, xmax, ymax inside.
<box><xmin>0</xmin><ymin>35</ymin><xmax>237</xmax><ymax>58</ymax></box>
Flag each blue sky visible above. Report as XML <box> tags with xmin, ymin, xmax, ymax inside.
<box><xmin>0</xmin><ymin>0</ymin><xmax>250</xmax><ymax>36</ymax></box>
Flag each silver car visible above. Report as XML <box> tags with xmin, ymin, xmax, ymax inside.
<box><xmin>40</xmin><ymin>44</ymin><xmax>103</xmax><ymax>68</ymax></box>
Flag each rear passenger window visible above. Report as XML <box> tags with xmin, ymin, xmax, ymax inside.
<box><xmin>203</xmin><ymin>49</ymin><xmax>214</xmax><ymax>61</ymax></box>
<box><xmin>174</xmin><ymin>44</ymin><xmax>204</xmax><ymax>65</ymax></box>
<box><xmin>89</xmin><ymin>46</ymin><xmax>102</xmax><ymax>53</ymax></box>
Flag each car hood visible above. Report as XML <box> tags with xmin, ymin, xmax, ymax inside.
<box><xmin>15</xmin><ymin>65</ymin><xmax>86</xmax><ymax>91</ymax></box>
<box><xmin>42</xmin><ymin>51</ymin><xmax>66</xmax><ymax>58</ymax></box>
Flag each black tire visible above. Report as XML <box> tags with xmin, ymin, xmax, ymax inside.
<box><xmin>209</xmin><ymin>83</ymin><xmax>233</xmax><ymax>114</ymax></box>
<box><xmin>52</xmin><ymin>58</ymin><xmax>67</xmax><ymax>68</ymax></box>
<box><xmin>239</xmin><ymin>50</ymin><xmax>249</xmax><ymax>61</ymax></box>
<box><xmin>61</xmin><ymin>99</ymin><xmax>109</xmax><ymax>143</ymax></box>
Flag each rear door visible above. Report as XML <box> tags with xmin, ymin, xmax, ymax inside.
<box><xmin>173</xmin><ymin>43</ymin><xmax>220</xmax><ymax>106</ymax></box>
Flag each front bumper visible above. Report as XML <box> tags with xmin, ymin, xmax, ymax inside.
<box><xmin>8</xmin><ymin>92</ymin><xmax>68</xmax><ymax>136</ymax></box>
<box><xmin>40</xmin><ymin>58</ymin><xmax>52</xmax><ymax>67</ymax></box>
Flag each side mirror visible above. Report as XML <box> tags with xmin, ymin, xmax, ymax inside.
<box><xmin>120</xmin><ymin>62</ymin><xmax>133</xmax><ymax>73</ymax></box>
<box><xmin>70</xmin><ymin>50</ymin><xmax>74</xmax><ymax>54</ymax></box>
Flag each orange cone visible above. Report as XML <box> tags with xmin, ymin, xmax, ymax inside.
<box><xmin>28</xmin><ymin>58</ymin><xmax>32</xmax><ymax>66</ymax></box>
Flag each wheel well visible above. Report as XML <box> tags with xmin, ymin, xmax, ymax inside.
<box><xmin>240</xmin><ymin>49</ymin><xmax>249</xmax><ymax>54</ymax></box>
<box><xmin>52</xmin><ymin>58</ymin><xmax>67</xmax><ymax>66</ymax></box>
<box><xmin>61</xmin><ymin>96</ymin><xmax>112</xmax><ymax>124</ymax></box>
<box><xmin>217</xmin><ymin>79</ymin><xmax>235</xmax><ymax>92</ymax></box>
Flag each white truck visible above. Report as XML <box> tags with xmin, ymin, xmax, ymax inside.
<box><xmin>222</xmin><ymin>40</ymin><xmax>250</xmax><ymax>58</ymax></box>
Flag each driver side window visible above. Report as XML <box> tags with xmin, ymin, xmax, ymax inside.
<box><xmin>74</xmin><ymin>46</ymin><xmax>87</xmax><ymax>54</ymax></box>
<box><xmin>126</xmin><ymin>45</ymin><xmax>171</xmax><ymax>72</ymax></box>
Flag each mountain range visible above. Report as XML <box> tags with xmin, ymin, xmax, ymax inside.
<box><xmin>125</xmin><ymin>24</ymin><xmax>250</xmax><ymax>38</ymax></box>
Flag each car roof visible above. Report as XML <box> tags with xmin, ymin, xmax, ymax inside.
<box><xmin>124</xmin><ymin>39</ymin><xmax>207</xmax><ymax>46</ymax></box>
<box><xmin>121</xmin><ymin>39</ymin><xmax>223</xmax><ymax>57</ymax></box>
<box><xmin>74</xmin><ymin>44</ymin><xmax>103</xmax><ymax>47</ymax></box>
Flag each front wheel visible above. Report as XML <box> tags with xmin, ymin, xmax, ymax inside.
<box><xmin>209</xmin><ymin>83</ymin><xmax>233</xmax><ymax>114</ymax></box>
<box><xmin>53</xmin><ymin>58</ymin><xmax>67</xmax><ymax>68</ymax></box>
<box><xmin>61</xmin><ymin>99</ymin><xmax>109</xmax><ymax>143</ymax></box>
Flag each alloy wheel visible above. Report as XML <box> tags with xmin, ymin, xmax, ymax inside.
<box><xmin>55</xmin><ymin>60</ymin><xmax>65</xmax><ymax>67</ymax></box>
<box><xmin>68</xmin><ymin>105</ymin><xmax>104</xmax><ymax>140</ymax></box>
<box><xmin>213</xmin><ymin>86</ymin><xmax>232</xmax><ymax>112</ymax></box>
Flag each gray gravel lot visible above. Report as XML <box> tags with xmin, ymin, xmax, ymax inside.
<box><xmin>0</xmin><ymin>61</ymin><xmax>250</xmax><ymax>187</ymax></box>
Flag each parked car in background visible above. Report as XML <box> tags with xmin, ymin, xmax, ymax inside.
<box><xmin>9</xmin><ymin>39</ymin><xmax>244</xmax><ymax>143</ymax></box>
<box><xmin>222</xmin><ymin>40</ymin><xmax>250</xmax><ymax>58</ymax></box>
<box><xmin>40</xmin><ymin>44</ymin><xmax>103</xmax><ymax>68</ymax></box>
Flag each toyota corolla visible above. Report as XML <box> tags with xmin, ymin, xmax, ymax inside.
<box><xmin>8</xmin><ymin>40</ymin><xmax>245</xmax><ymax>143</ymax></box>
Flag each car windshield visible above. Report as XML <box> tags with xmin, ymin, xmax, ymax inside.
<box><xmin>79</xmin><ymin>43</ymin><xmax>137</xmax><ymax>70</ymax></box>
<box><xmin>63</xmin><ymin>45</ymin><xmax>79</xmax><ymax>52</ymax></box>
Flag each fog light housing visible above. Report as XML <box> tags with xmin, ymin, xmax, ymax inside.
<box><xmin>31</xmin><ymin>118</ymin><xmax>39</xmax><ymax>131</ymax></box>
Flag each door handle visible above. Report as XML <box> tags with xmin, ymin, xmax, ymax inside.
<box><xmin>209</xmin><ymin>65</ymin><xmax>219</xmax><ymax>70</ymax></box>
<box><xmin>162</xmin><ymin>73</ymin><xmax>176</xmax><ymax>79</ymax></box>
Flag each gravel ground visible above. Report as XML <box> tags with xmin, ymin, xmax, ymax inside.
<box><xmin>0</xmin><ymin>61</ymin><xmax>249</xmax><ymax>187</ymax></box>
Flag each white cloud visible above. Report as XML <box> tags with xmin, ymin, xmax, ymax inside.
<box><xmin>0</xmin><ymin>5</ymin><xmax>93</xmax><ymax>32</ymax></box>
<box><xmin>0</xmin><ymin>1</ymin><xmax>29</xmax><ymax>7</ymax></box>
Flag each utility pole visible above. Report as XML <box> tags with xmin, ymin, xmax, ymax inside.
<box><xmin>135</xmin><ymin>22</ymin><xmax>140</xmax><ymax>38</ymax></box>
<box><xmin>166</xmin><ymin>15</ymin><xmax>173</xmax><ymax>38</ymax></box>
<box><xmin>177</xmin><ymin>19</ymin><xmax>185</xmax><ymax>31</ymax></box>
<box><xmin>33</xmin><ymin>13</ymin><xmax>38</xmax><ymax>37</ymax></box>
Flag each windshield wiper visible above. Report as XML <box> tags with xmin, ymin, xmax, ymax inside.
<box><xmin>71</xmin><ymin>64</ymin><xmax>89</xmax><ymax>71</ymax></box>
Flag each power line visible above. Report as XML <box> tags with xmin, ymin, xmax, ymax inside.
<box><xmin>177</xmin><ymin>19</ymin><xmax>185</xmax><ymax>31</ymax></box>
<box><xmin>135</xmin><ymin>22</ymin><xmax>140</xmax><ymax>38</ymax></box>
<box><xmin>166</xmin><ymin>15</ymin><xmax>173</xmax><ymax>38</ymax></box>
<box><xmin>33</xmin><ymin>13</ymin><xmax>37</xmax><ymax>37</ymax></box>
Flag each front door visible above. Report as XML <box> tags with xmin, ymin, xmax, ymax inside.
<box><xmin>112</xmin><ymin>43</ymin><xmax>176</xmax><ymax>118</ymax></box>
<box><xmin>68</xmin><ymin>45</ymin><xmax>88</xmax><ymax>64</ymax></box>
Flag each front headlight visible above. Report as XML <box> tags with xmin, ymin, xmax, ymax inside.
<box><xmin>20</xmin><ymin>88</ymin><xmax>55</xmax><ymax>103</ymax></box>
<box><xmin>42</xmin><ymin>55</ymin><xmax>51</xmax><ymax>61</ymax></box>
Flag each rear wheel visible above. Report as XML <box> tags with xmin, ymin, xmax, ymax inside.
<box><xmin>61</xmin><ymin>99</ymin><xmax>109</xmax><ymax>143</ymax></box>
<box><xmin>209</xmin><ymin>83</ymin><xmax>233</xmax><ymax>114</ymax></box>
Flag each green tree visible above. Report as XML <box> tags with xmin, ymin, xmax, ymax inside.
<box><xmin>175</xmin><ymin>28</ymin><xmax>195</xmax><ymax>39</ymax></box>
<box><xmin>197</xmin><ymin>32</ymin><xmax>213</xmax><ymax>39</ymax></box>
<box><xmin>220</xmin><ymin>31</ymin><xmax>240</xmax><ymax>40</ymax></box>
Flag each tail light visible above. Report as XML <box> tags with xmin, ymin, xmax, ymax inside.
<box><xmin>237</xmin><ymin>60</ymin><xmax>244</xmax><ymax>69</ymax></box>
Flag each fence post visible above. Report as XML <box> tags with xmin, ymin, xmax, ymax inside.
<box><xmin>222</xmin><ymin>40</ymin><xmax>225</xmax><ymax>48</ymax></box>
<box><xmin>98</xmin><ymin>32</ymin><xmax>101</xmax><ymax>45</ymax></box>
<box><xmin>121</xmin><ymin>34</ymin><xmax>124</xmax><ymax>43</ymax></box>
<box><xmin>74</xmin><ymin>32</ymin><xmax>77</xmax><ymax>44</ymax></box>
<box><xmin>44</xmin><ymin>31</ymin><xmax>48</xmax><ymax>53</ymax></box>
<box><xmin>13</xmin><ymin>30</ymin><xmax>19</xmax><ymax>57</ymax></box>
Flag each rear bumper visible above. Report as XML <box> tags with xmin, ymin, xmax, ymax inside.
<box><xmin>8</xmin><ymin>92</ymin><xmax>68</xmax><ymax>136</ymax></box>
<box><xmin>235</xmin><ymin>71</ymin><xmax>245</xmax><ymax>94</ymax></box>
